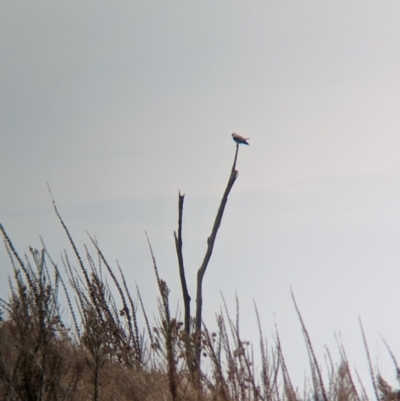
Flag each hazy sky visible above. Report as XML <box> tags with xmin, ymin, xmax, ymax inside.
<box><xmin>2</xmin><ymin>0</ymin><xmax>400</xmax><ymax>391</ymax></box>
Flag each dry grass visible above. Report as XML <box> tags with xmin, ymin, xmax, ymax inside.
<box><xmin>1</xmin><ymin>219</ymin><xmax>400</xmax><ymax>401</ymax></box>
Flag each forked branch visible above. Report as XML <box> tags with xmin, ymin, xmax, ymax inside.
<box><xmin>173</xmin><ymin>144</ymin><xmax>241</xmax><ymax>374</ymax></box>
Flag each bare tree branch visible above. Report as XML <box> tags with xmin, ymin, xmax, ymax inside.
<box><xmin>173</xmin><ymin>191</ymin><xmax>191</xmax><ymax>335</ymax></box>
<box><xmin>195</xmin><ymin>144</ymin><xmax>240</xmax><ymax>366</ymax></box>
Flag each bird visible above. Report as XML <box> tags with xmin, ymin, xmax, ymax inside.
<box><xmin>232</xmin><ymin>133</ymin><xmax>250</xmax><ymax>145</ymax></box>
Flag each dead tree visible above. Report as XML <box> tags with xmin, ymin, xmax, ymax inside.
<box><xmin>174</xmin><ymin>143</ymin><xmax>241</xmax><ymax>373</ymax></box>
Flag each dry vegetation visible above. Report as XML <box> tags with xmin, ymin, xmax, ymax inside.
<box><xmin>1</xmin><ymin>144</ymin><xmax>400</xmax><ymax>400</ymax></box>
<box><xmin>0</xmin><ymin>217</ymin><xmax>399</xmax><ymax>401</ymax></box>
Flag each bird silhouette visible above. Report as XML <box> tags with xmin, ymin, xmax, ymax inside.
<box><xmin>232</xmin><ymin>133</ymin><xmax>250</xmax><ymax>145</ymax></box>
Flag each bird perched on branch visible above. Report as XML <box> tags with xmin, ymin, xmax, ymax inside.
<box><xmin>232</xmin><ymin>133</ymin><xmax>250</xmax><ymax>145</ymax></box>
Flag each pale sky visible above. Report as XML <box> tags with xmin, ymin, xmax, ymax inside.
<box><xmin>2</xmin><ymin>0</ymin><xmax>400</xmax><ymax>391</ymax></box>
